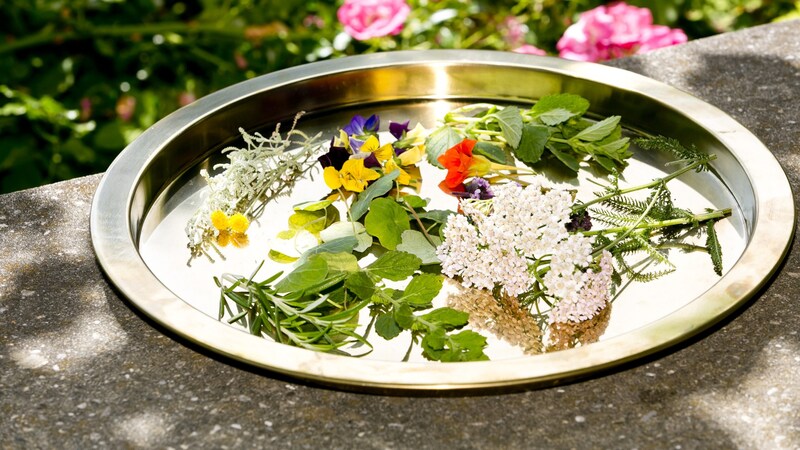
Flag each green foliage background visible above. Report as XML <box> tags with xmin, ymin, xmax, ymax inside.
<box><xmin>1</xmin><ymin>0</ymin><xmax>797</xmax><ymax>193</ymax></box>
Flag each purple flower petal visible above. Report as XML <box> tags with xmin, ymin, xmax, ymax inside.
<box><xmin>349</xmin><ymin>136</ymin><xmax>364</xmax><ymax>153</ymax></box>
<box><xmin>343</xmin><ymin>115</ymin><xmax>366</xmax><ymax>135</ymax></box>
<box><xmin>363</xmin><ymin>153</ymin><xmax>381</xmax><ymax>168</ymax></box>
<box><xmin>465</xmin><ymin>178</ymin><xmax>494</xmax><ymax>199</ymax></box>
<box><xmin>317</xmin><ymin>139</ymin><xmax>351</xmax><ymax>169</ymax></box>
<box><xmin>363</xmin><ymin>114</ymin><xmax>380</xmax><ymax>133</ymax></box>
<box><xmin>389</xmin><ymin>120</ymin><xmax>410</xmax><ymax>140</ymax></box>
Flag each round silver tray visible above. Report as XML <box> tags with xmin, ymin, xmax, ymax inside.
<box><xmin>90</xmin><ymin>50</ymin><xmax>794</xmax><ymax>392</ymax></box>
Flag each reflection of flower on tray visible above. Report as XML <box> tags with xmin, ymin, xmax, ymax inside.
<box><xmin>184</xmin><ymin>93</ymin><xmax>731</xmax><ymax>362</ymax></box>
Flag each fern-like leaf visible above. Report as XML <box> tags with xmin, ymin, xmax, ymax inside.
<box><xmin>634</xmin><ymin>136</ymin><xmax>711</xmax><ymax>171</ymax></box>
<box><xmin>706</xmin><ymin>221</ymin><xmax>723</xmax><ymax>276</ymax></box>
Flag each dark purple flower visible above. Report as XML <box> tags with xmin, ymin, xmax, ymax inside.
<box><xmin>363</xmin><ymin>153</ymin><xmax>381</xmax><ymax>169</ymax></box>
<box><xmin>566</xmin><ymin>211</ymin><xmax>593</xmax><ymax>232</ymax></box>
<box><xmin>389</xmin><ymin>120</ymin><xmax>410</xmax><ymax>140</ymax></box>
<box><xmin>464</xmin><ymin>177</ymin><xmax>494</xmax><ymax>200</ymax></box>
<box><xmin>343</xmin><ymin>114</ymin><xmax>380</xmax><ymax>136</ymax></box>
<box><xmin>317</xmin><ymin>138</ymin><xmax>350</xmax><ymax>169</ymax></box>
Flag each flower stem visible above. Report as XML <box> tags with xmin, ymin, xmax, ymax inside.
<box><xmin>581</xmin><ymin>208</ymin><xmax>732</xmax><ymax>237</ymax></box>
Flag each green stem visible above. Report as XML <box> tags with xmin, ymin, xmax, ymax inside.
<box><xmin>581</xmin><ymin>208</ymin><xmax>731</xmax><ymax>237</ymax></box>
<box><xmin>575</xmin><ymin>156</ymin><xmax>715</xmax><ymax>212</ymax></box>
<box><xmin>591</xmin><ymin>183</ymin><xmax>664</xmax><ymax>257</ymax></box>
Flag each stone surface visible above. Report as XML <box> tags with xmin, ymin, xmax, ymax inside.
<box><xmin>2</xmin><ymin>20</ymin><xmax>800</xmax><ymax>449</ymax></box>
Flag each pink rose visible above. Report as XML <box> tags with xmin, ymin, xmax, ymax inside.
<box><xmin>513</xmin><ymin>44</ymin><xmax>547</xmax><ymax>56</ymax></box>
<box><xmin>337</xmin><ymin>0</ymin><xmax>411</xmax><ymax>41</ymax></box>
<box><xmin>557</xmin><ymin>2</ymin><xmax>687</xmax><ymax>62</ymax></box>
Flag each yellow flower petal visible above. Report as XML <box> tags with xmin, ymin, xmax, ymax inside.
<box><xmin>216</xmin><ymin>230</ymin><xmax>231</xmax><ymax>247</ymax></box>
<box><xmin>338</xmin><ymin>130</ymin><xmax>350</xmax><ymax>150</ymax></box>
<box><xmin>228</xmin><ymin>213</ymin><xmax>250</xmax><ymax>233</ymax></box>
<box><xmin>323</xmin><ymin>166</ymin><xmax>342</xmax><ymax>190</ymax></box>
<box><xmin>360</xmin><ymin>135</ymin><xmax>379</xmax><ymax>154</ymax></box>
<box><xmin>385</xmin><ymin>159</ymin><xmax>410</xmax><ymax>185</ymax></box>
<box><xmin>398</xmin><ymin>145</ymin><xmax>424</xmax><ymax>166</ymax></box>
<box><xmin>374</xmin><ymin>143</ymin><xmax>395</xmax><ymax>162</ymax></box>
<box><xmin>339</xmin><ymin>159</ymin><xmax>379</xmax><ymax>192</ymax></box>
<box><xmin>407</xmin><ymin>123</ymin><xmax>428</xmax><ymax>146</ymax></box>
<box><xmin>210</xmin><ymin>210</ymin><xmax>229</xmax><ymax>231</ymax></box>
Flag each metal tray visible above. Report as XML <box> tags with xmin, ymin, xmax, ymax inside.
<box><xmin>90</xmin><ymin>51</ymin><xmax>794</xmax><ymax>392</ymax></box>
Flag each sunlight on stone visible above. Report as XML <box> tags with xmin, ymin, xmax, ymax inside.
<box><xmin>9</xmin><ymin>285</ymin><xmax>128</xmax><ymax>371</ymax></box>
<box><xmin>691</xmin><ymin>337</ymin><xmax>800</xmax><ymax>449</ymax></box>
<box><xmin>113</xmin><ymin>412</ymin><xmax>170</xmax><ymax>447</ymax></box>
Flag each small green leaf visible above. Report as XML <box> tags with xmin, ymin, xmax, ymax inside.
<box><xmin>473</xmin><ymin>141</ymin><xmax>507</xmax><ymax>164</ymax></box>
<box><xmin>416</xmin><ymin>210</ymin><xmax>455</xmax><ymax>224</ymax></box>
<box><xmin>706</xmin><ymin>221</ymin><xmax>723</xmax><ymax>276</ymax></box>
<box><xmin>316</xmin><ymin>252</ymin><xmax>359</xmax><ymax>273</ymax></box>
<box><xmin>573</xmin><ymin>116</ymin><xmax>621</xmax><ymax>142</ymax></box>
<box><xmin>288</xmin><ymin>210</ymin><xmax>327</xmax><ymax>234</ymax></box>
<box><xmin>393</xmin><ymin>304</ymin><xmax>416</xmax><ymax>329</ymax></box>
<box><xmin>425</xmin><ymin>126</ymin><xmax>462</xmax><ymax>168</ymax></box>
<box><xmin>515</xmin><ymin>124</ymin><xmax>550</xmax><ymax>165</ymax></box>
<box><xmin>420</xmin><ymin>307</ymin><xmax>469</xmax><ymax>331</ymax></box>
<box><xmin>268</xmin><ymin>249</ymin><xmax>299</xmax><ymax>264</ymax></box>
<box><xmin>350</xmin><ymin>170</ymin><xmax>400</xmax><ymax>221</ymax></box>
<box><xmin>364</xmin><ymin>197</ymin><xmax>410</xmax><ymax>250</ymax></box>
<box><xmin>274</xmin><ymin>256</ymin><xmax>329</xmax><ymax>293</ymax></box>
<box><xmin>546</xmin><ymin>143</ymin><xmax>580</xmax><ymax>172</ymax></box>
<box><xmin>297</xmin><ymin>236</ymin><xmax>358</xmax><ymax>265</ymax></box>
<box><xmin>293</xmin><ymin>199</ymin><xmax>335</xmax><ymax>212</ymax></box>
<box><xmin>531</xmin><ymin>93</ymin><xmax>590</xmax><ymax>126</ymax></box>
<box><xmin>402</xmin><ymin>195</ymin><xmax>428</xmax><ymax>209</ymax></box>
<box><xmin>366</xmin><ymin>250</ymin><xmax>421</xmax><ymax>281</ymax></box>
<box><xmin>396</xmin><ymin>230</ymin><xmax>441</xmax><ymax>265</ymax></box>
<box><xmin>421</xmin><ymin>329</ymin><xmax>489</xmax><ymax>362</ymax></box>
<box><xmin>494</xmin><ymin>106</ymin><xmax>523</xmax><ymax>148</ymax></box>
<box><xmin>344</xmin><ymin>271</ymin><xmax>377</xmax><ymax>300</ymax></box>
<box><xmin>375</xmin><ymin>313</ymin><xmax>402</xmax><ymax>340</ymax></box>
<box><xmin>398</xmin><ymin>273</ymin><xmax>443</xmax><ymax>308</ymax></box>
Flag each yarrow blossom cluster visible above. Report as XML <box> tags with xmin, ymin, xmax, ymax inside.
<box><xmin>557</xmin><ymin>2</ymin><xmax>687</xmax><ymax>62</ymax></box>
<box><xmin>437</xmin><ymin>181</ymin><xmax>612</xmax><ymax>323</ymax></box>
<box><xmin>337</xmin><ymin>0</ymin><xmax>411</xmax><ymax>41</ymax></box>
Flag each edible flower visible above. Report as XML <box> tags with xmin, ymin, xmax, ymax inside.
<box><xmin>437</xmin><ymin>139</ymin><xmax>492</xmax><ymax>189</ymax></box>
<box><xmin>360</xmin><ymin>135</ymin><xmax>395</xmax><ymax>162</ymax></box>
<box><xmin>210</xmin><ymin>210</ymin><xmax>250</xmax><ymax>248</ymax></box>
<box><xmin>323</xmin><ymin>158</ymin><xmax>380</xmax><ymax>192</ymax></box>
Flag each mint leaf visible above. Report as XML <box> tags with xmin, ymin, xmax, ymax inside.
<box><xmin>364</xmin><ymin>197</ymin><xmax>410</xmax><ymax>250</ymax></box>
<box><xmin>393</xmin><ymin>304</ymin><xmax>415</xmax><ymax>329</ymax></box>
<box><xmin>495</xmin><ymin>106</ymin><xmax>523</xmax><ymax>148</ymax></box>
<box><xmin>293</xmin><ymin>199</ymin><xmax>335</xmax><ymax>212</ymax></box>
<box><xmin>515</xmin><ymin>124</ymin><xmax>550</xmax><ymax>165</ymax></box>
<box><xmin>473</xmin><ymin>141</ymin><xmax>508</xmax><ymax>164</ymax></box>
<box><xmin>396</xmin><ymin>230</ymin><xmax>441</xmax><ymax>265</ymax></box>
<box><xmin>531</xmin><ymin>93</ymin><xmax>590</xmax><ymax>126</ymax></box>
<box><xmin>546</xmin><ymin>143</ymin><xmax>580</xmax><ymax>172</ymax></box>
<box><xmin>416</xmin><ymin>209</ymin><xmax>455</xmax><ymax>224</ymax></box>
<box><xmin>421</xmin><ymin>329</ymin><xmax>489</xmax><ymax>362</ymax></box>
<box><xmin>344</xmin><ymin>271</ymin><xmax>377</xmax><ymax>300</ymax></box>
<box><xmin>596</xmin><ymin>137</ymin><xmax>631</xmax><ymax>162</ymax></box>
<box><xmin>375</xmin><ymin>313</ymin><xmax>402</xmax><ymax>340</ymax></box>
<box><xmin>573</xmin><ymin>115</ymin><xmax>620</xmax><ymax>142</ymax></box>
<box><xmin>398</xmin><ymin>273</ymin><xmax>443</xmax><ymax>308</ymax></box>
<box><xmin>425</xmin><ymin>126</ymin><xmax>462</xmax><ymax>168</ymax></box>
<box><xmin>274</xmin><ymin>255</ymin><xmax>329</xmax><ymax>293</ymax></box>
<box><xmin>366</xmin><ymin>250</ymin><xmax>421</xmax><ymax>281</ymax></box>
<box><xmin>420</xmin><ymin>307</ymin><xmax>469</xmax><ymax>331</ymax></box>
<box><xmin>349</xmin><ymin>170</ymin><xmax>400</xmax><ymax>221</ymax></box>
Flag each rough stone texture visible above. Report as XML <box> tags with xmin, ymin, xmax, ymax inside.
<box><xmin>2</xmin><ymin>20</ymin><xmax>799</xmax><ymax>449</ymax></box>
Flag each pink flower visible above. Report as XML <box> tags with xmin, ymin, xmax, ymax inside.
<box><xmin>557</xmin><ymin>2</ymin><xmax>687</xmax><ymax>62</ymax></box>
<box><xmin>337</xmin><ymin>0</ymin><xmax>411</xmax><ymax>41</ymax></box>
<box><xmin>513</xmin><ymin>44</ymin><xmax>547</xmax><ymax>56</ymax></box>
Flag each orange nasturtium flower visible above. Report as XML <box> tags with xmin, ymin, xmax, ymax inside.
<box><xmin>323</xmin><ymin>158</ymin><xmax>380</xmax><ymax>192</ymax></box>
<box><xmin>437</xmin><ymin>139</ymin><xmax>492</xmax><ymax>189</ymax></box>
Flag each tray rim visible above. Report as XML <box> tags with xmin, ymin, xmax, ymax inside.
<box><xmin>90</xmin><ymin>50</ymin><xmax>795</xmax><ymax>391</ymax></box>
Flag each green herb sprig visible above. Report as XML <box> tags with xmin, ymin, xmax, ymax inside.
<box><xmin>218</xmin><ymin>250</ymin><xmax>489</xmax><ymax>361</ymax></box>
<box><xmin>425</xmin><ymin>93</ymin><xmax>632</xmax><ymax>174</ymax></box>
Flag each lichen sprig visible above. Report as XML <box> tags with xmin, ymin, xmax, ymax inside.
<box><xmin>185</xmin><ymin>114</ymin><xmax>324</xmax><ymax>262</ymax></box>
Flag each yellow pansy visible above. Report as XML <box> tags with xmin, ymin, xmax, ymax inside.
<box><xmin>323</xmin><ymin>159</ymin><xmax>380</xmax><ymax>192</ymax></box>
<box><xmin>398</xmin><ymin>145</ymin><xmax>425</xmax><ymax>167</ymax></box>
<box><xmin>360</xmin><ymin>135</ymin><xmax>394</xmax><ymax>162</ymax></box>
<box><xmin>384</xmin><ymin>159</ymin><xmax>411</xmax><ymax>185</ymax></box>
<box><xmin>406</xmin><ymin>123</ymin><xmax>428</xmax><ymax>147</ymax></box>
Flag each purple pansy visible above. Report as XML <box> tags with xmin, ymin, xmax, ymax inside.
<box><xmin>464</xmin><ymin>177</ymin><xmax>494</xmax><ymax>200</ymax></box>
<box><xmin>389</xmin><ymin>120</ymin><xmax>410</xmax><ymax>140</ymax></box>
<box><xmin>343</xmin><ymin>114</ymin><xmax>380</xmax><ymax>136</ymax></box>
<box><xmin>317</xmin><ymin>138</ymin><xmax>350</xmax><ymax>169</ymax></box>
